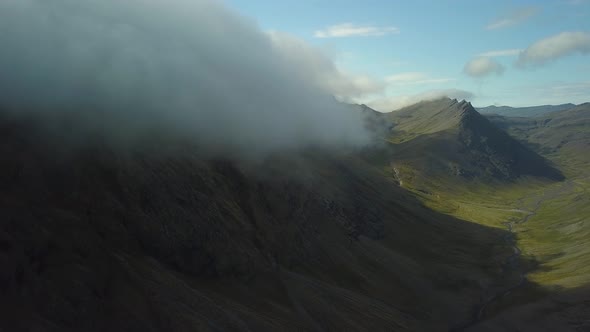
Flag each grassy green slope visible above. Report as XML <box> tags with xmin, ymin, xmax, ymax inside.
<box><xmin>484</xmin><ymin>104</ymin><xmax>590</xmax><ymax>288</ymax></box>
<box><xmin>377</xmin><ymin>100</ymin><xmax>590</xmax><ymax>330</ymax></box>
<box><xmin>518</xmin><ymin>177</ymin><xmax>590</xmax><ymax>288</ymax></box>
<box><xmin>383</xmin><ymin>98</ymin><xmax>562</xmax><ymax>192</ymax></box>
<box><xmin>488</xmin><ymin>103</ymin><xmax>590</xmax><ymax>175</ymax></box>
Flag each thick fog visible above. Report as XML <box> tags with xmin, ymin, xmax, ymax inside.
<box><xmin>0</xmin><ymin>0</ymin><xmax>371</xmax><ymax>155</ymax></box>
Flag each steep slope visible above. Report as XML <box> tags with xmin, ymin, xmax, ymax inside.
<box><xmin>385</xmin><ymin>98</ymin><xmax>563</xmax><ymax>187</ymax></box>
<box><xmin>483</xmin><ymin>104</ymin><xmax>590</xmax><ymax>287</ymax></box>
<box><xmin>487</xmin><ymin>103</ymin><xmax>590</xmax><ymax>170</ymax></box>
<box><xmin>0</xmin><ymin>114</ymin><xmax>512</xmax><ymax>331</ymax></box>
<box><xmin>477</xmin><ymin>103</ymin><xmax>576</xmax><ymax>117</ymax></box>
<box><xmin>400</xmin><ymin>103</ymin><xmax>590</xmax><ymax>331</ymax></box>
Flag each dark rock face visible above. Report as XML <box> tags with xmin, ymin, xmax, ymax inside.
<box><xmin>0</xmin><ymin>144</ymin><xmax>372</xmax><ymax>330</ymax></box>
<box><xmin>458</xmin><ymin>102</ymin><xmax>564</xmax><ymax>180</ymax></box>
<box><xmin>0</xmin><ymin>116</ymin><xmax>508</xmax><ymax>331</ymax></box>
<box><xmin>0</xmin><ymin>144</ymin><xmax>383</xmax><ymax>278</ymax></box>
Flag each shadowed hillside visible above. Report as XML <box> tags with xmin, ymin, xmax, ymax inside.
<box><xmin>1</xmin><ymin>101</ymin><xmax>588</xmax><ymax>331</ymax></box>
<box><xmin>486</xmin><ymin>103</ymin><xmax>590</xmax><ymax>171</ymax></box>
<box><xmin>0</xmin><ymin>113</ymin><xmax>519</xmax><ymax>331</ymax></box>
<box><xmin>395</xmin><ymin>102</ymin><xmax>590</xmax><ymax>331</ymax></box>
<box><xmin>0</xmin><ymin>1</ymin><xmax>588</xmax><ymax>331</ymax></box>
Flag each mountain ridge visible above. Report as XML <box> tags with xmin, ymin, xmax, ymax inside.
<box><xmin>0</xmin><ymin>98</ymin><xmax>587</xmax><ymax>331</ymax></box>
<box><xmin>385</xmin><ymin>98</ymin><xmax>563</xmax><ymax>183</ymax></box>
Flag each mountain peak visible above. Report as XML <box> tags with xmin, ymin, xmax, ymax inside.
<box><xmin>388</xmin><ymin>98</ymin><xmax>480</xmax><ymax>136</ymax></box>
<box><xmin>387</xmin><ymin>98</ymin><xmax>563</xmax><ymax>181</ymax></box>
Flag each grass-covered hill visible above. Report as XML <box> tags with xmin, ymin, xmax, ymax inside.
<box><xmin>383</xmin><ymin>98</ymin><xmax>562</xmax><ymax>190</ymax></box>
<box><xmin>395</xmin><ymin>102</ymin><xmax>590</xmax><ymax>331</ymax></box>
<box><xmin>486</xmin><ymin>103</ymin><xmax>590</xmax><ymax>172</ymax></box>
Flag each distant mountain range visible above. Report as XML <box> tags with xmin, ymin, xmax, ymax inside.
<box><xmin>476</xmin><ymin>103</ymin><xmax>576</xmax><ymax>117</ymax></box>
<box><xmin>486</xmin><ymin>102</ymin><xmax>590</xmax><ymax>162</ymax></box>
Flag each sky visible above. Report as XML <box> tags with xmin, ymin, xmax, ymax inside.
<box><xmin>224</xmin><ymin>0</ymin><xmax>590</xmax><ymax>110</ymax></box>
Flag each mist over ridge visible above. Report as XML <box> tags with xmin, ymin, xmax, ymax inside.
<box><xmin>0</xmin><ymin>0</ymin><xmax>373</xmax><ymax>156</ymax></box>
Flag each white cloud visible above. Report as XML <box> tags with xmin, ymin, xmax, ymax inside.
<box><xmin>0</xmin><ymin>0</ymin><xmax>376</xmax><ymax>157</ymax></box>
<box><xmin>464</xmin><ymin>57</ymin><xmax>505</xmax><ymax>78</ymax></box>
<box><xmin>337</xmin><ymin>74</ymin><xmax>386</xmax><ymax>98</ymax></box>
<box><xmin>517</xmin><ymin>31</ymin><xmax>590</xmax><ymax>66</ymax></box>
<box><xmin>385</xmin><ymin>72</ymin><xmax>455</xmax><ymax>85</ymax></box>
<box><xmin>477</xmin><ymin>49</ymin><xmax>522</xmax><ymax>57</ymax></box>
<box><xmin>367</xmin><ymin>89</ymin><xmax>475</xmax><ymax>112</ymax></box>
<box><xmin>486</xmin><ymin>7</ymin><xmax>539</xmax><ymax>30</ymax></box>
<box><xmin>314</xmin><ymin>23</ymin><xmax>399</xmax><ymax>38</ymax></box>
<box><xmin>268</xmin><ymin>31</ymin><xmax>385</xmax><ymax>100</ymax></box>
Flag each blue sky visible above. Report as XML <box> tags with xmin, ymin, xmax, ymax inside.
<box><xmin>224</xmin><ymin>0</ymin><xmax>590</xmax><ymax>110</ymax></box>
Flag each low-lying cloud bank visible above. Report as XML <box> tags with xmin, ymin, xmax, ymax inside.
<box><xmin>0</xmin><ymin>0</ymin><xmax>374</xmax><ymax>155</ymax></box>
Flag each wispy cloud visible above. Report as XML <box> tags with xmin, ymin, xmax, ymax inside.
<box><xmin>477</xmin><ymin>49</ymin><xmax>522</xmax><ymax>57</ymax></box>
<box><xmin>486</xmin><ymin>6</ymin><xmax>539</xmax><ymax>30</ymax></box>
<box><xmin>268</xmin><ymin>32</ymin><xmax>386</xmax><ymax>100</ymax></box>
<box><xmin>385</xmin><ymin>72</ymin><xmax>455</xmax><ymax>85</ymax></box>
<box><xmin>517</xmin><ymin>31</ymin><xmax>590</xmax><ymax>66</ymax></box>
<box><xmin>464</xmin><ymin>57</ymin><xmax>505</xmax><ymax>78</ymax></box>
<box><xmin>367</xmin><ymin>89</ymin><xmax>475</xmax><ymax>112</ymax></box>
<box><xmin>314</xmin><ymin>23</ymin><xmax>399</xmax><ymax>38</ymax></box>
